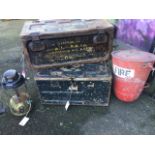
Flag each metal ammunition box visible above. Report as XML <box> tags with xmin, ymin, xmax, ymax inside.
<box><xmin>20</xmin><ymin>19</ymin><xmax>114</xmax><ymax>69</ymax></box>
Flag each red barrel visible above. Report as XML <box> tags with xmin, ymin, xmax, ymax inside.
<box><xmin>111</xmin><ymin>49</ymin><xmax>155</xmax><ymax>102</ymax></box>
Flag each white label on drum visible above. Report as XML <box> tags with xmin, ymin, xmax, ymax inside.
<box><xmin>113</xmin><ymin>65</ymin><xmax>135</xmax><ymax>78</ymax></box>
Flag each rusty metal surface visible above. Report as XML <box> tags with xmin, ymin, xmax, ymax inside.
<box><xmin>34</xmin><ymin>63</ymin><xmax>111</xmax><ymax>80</ymax></box>
<box><xmin>21</xmin><ymin>19</ymin><xmax>114</xmax><ymax>69</ymax></box>
<box><xmin>20</xmin><ymin>19</ymin><xmax>113</xmax><ymax>38</ymax></box>
<box><xmin>27</xmin><ymin>52</ymin><xmax>110</xmax><ymax>70</ymax></box>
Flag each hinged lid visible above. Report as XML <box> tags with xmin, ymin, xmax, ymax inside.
<box><xmin>20</xmin><ymin>19</ymin><xmax>113</xmax><ymax>39</ymax></box>
<box><xmin>34</xmin><ymin>63</ymin><xmax>112</xmax><ymax>81</ymax></box>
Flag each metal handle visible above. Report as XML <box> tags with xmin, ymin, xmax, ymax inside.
<box><xmin>143</xmin><ymin>62</ymin><xmax>155</xmax><ymax>76</ymax></box>
<box><xmin>144</xmin><ymin>83</ymin><xmax>150</xmax><ymax>88</ymax></box>
<box><xmin>68</xmin><ymin>85</ymin><xmax>78</xmax><ymax>91</ymax></box>
<box><xmin>143</xmin><ymin>62</ymin><xmax>154</xmax><ymax>69</ymax></box>
<box><xmin>28</xmin><ymin>41</ymin><xmax>46</xmax><ymax>52</ymax></box>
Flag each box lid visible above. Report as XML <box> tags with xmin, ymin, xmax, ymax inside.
<box><xmin>34</xmin><ymin>63</ymin><xmax>112</xmax><ymax>81</ymax></box>
<box><xmin>20</xmin><ymin>19</ymin><xmax>113</xmax><ymax>39</ymax></box>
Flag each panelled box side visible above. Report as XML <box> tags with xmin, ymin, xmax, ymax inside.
<box><xmin>34</xmin><ymin>63</ymin><xmax>112</xmax><ymax>106</ymax></box>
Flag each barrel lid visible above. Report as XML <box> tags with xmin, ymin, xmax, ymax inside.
<box><xmin>111</xmin><ymin>49</ymin><xmax>155</xmax><ymax>62</ymax></box>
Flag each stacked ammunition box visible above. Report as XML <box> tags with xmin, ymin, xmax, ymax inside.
<box><xmin>20</xmin><ymin>19</ymin><xmax>114</xmax><ymax>106</ymax></box>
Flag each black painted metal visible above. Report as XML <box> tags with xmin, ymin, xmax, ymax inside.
<box><xmin>34</xmin><ymin>63</ymin><xmax>112</xmax><ymax>106</ymax></box>
<box><xmin>36</xmin><ymin>80</ymin><xmax>111</xmax><ymax>106</ymax></box>
<box><xmin>28</xmin><ymin>34</ymin><xmax>110</xmax><ymax>65</ymax></box>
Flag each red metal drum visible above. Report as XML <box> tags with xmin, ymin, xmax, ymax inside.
<box><xmin>111</xmin><ymin>49</ymin><xmax>155</xmax><ymax>102</ymax></box>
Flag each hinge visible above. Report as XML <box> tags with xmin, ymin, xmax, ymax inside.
<box><xmin>97</xmin><ymin>29</ymin><xmax>105</xmax><ymax>34</ymax></box>
<box><xmin>93</xmin><ymin>31</ymin><xmax>107</xmax><ymax>44</ymax></box>
<box><xmin>30</xmin><ymin>32</ymin><xmax>40</xmax><ymax>41</ymax></box>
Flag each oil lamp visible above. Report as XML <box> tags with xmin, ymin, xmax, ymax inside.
<box><xmin>1</xmin><ymin>69</ymin><xmax>31</xmax><ymax>116</ymax></box>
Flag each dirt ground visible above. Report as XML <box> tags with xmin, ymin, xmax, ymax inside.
<box><xmin>0</xmin><ymin>20</ymin><xmax>155</xmax><ymax>135</ymax></box>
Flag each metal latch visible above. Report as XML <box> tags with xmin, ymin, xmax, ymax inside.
<box><xmin>93</xmin><ymin>32</ymin><xmax>108</xmax><ymax>44</ymax></box>
<box><xmin>87</xmin><ymin>82</ymin><xmax>94</xmax><ymax>88</ymax></box>
<box><xmin>68</xmin><ymin>84</ymin><xmax>78</xmax><ymax>91</ymax></box>
<box><xmin>30</xmin><ymin>32</ymin><xmax>40</xmax><ymax>41</ymax></box>
<box><xmin>68</xmin><ymin>79</ymin><xmax>78</xmax><ymax>91</ymax></box>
